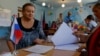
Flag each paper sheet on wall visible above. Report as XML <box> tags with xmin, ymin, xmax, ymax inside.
<box><xmin>27</xmin><ymin>53</ymin><xmax>45</xmax><ymax>56</ymax></box>
<box><xmin>55</xmin><ymin>44</ymin><xmax>79</xmax><ymax>51</ymax></box>
<box><xmin>0</xmin><ymin>9</ymin><xmax>11</xmax><ymax>26</ymax></box>
<box><xmin>0</xmin><ymin>19</ymin><xmax>11</xmax><ymax>26</ymax></box>
<box><xmin>24</xmin><ymin>45</ymin><xmax>54</xmax><ymax>54</ymax></box>
<box><xmin>51</xmin><ymin>22</ymin><xmax>78</xmax><ymax>46</ymax></box>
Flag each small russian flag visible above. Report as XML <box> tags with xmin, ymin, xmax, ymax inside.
<box><xmin>10</xmin><ymin>18</ymin><xmax>23</xmax><ymax>44</ymax></box>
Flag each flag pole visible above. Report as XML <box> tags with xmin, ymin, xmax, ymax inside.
<box><xmin>10</xmin><ymin>16</ymin><xmax>22</xmax><ymax>56</ymax></box>
<box><xmin>14</xmin><ymin>41</ymin><xmax>17</xmax><ymax>56</ymax></box>
<box><xmin>12</xmin><ymin>39</ymin><xmax>17</xmax><ymax>56</ymax></box>
<box><xmin>12</xmin><ymin>17</ymin><xmax>17</xmax><ymax>56</ymax></box>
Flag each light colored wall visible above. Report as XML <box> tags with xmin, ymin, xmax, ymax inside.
<box><xmin>45</xmin><ymin>8</ymin><xmax>56</xmax><ymax>27</ymax></box>
<box><xmin>0</xmin><ymin>0</ymin><xmax>45</xmax><ymax>20</ymax></box>
<box><xmin>0</xmin><ymin>0</ymin><xmax>30</xmax><ymax>15</ymax></box>
<box><xmin>34</xmin><ymin>3</ymin><xmax>46</xmax><ymax>20</ymax></box>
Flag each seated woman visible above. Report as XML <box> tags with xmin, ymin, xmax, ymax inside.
<box><xmin>7</xmin><ymin>3</ymin><xmax>46</xmax><ymax>52</ymax></box>
<box><xmin>51</xmin><ymin>21</ymin><xmax>57</xmax><ymax>29</ymax></box>
<box><xmin>84</xmin><ymin>15</ymin><xmax>97</xmax><ymax>32</ymax></box>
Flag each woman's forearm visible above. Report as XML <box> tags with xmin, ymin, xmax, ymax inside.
<box><xmin>6</xmin><ymin>40</ymin><xmax>14</xmax><ymax>52</ymax></box>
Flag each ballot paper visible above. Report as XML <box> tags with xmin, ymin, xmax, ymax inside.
<box><xmin>52</xmin><ymin>49</ymin><xmax>77</xmax><ymax>56</ymax></box>
<box><xmin>24</xmin><ymin>45</ymin><xmax>54</xmax><ymax>54</ymax></box>
<box><xmin>0</xmin><ymin>52</ymin><xmax>12</xmax><ymax>56</ymax></box>
<box><xmin>27</xmin><ymin>53</ymin><xmax>45</xmax><ymax>56</ymax></box>
<box><xmin>55</xmin><ymin>44</ymin><xmax>79</xmax><ymax>51</ymax></box>
<box><xmin>47</xmin><ymin>35</ymin><xmax>53</xmax><ymax>42</ymax></box>
<box><xmin>51</xmin><ymin>22</ymin><xmax>78</xmax><ymax>46</ymax></box>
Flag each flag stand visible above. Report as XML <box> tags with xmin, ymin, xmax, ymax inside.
<box><xmin>12</xmin><ymin>44</ymin><xmax>17</xmax><ymax>56</ymax></box>
<box><xmin>10</xmin><ymin>17</ymin><xmax>22</xmax><ymax>56</ymax></box>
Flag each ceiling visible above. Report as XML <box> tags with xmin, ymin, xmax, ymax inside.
<box><xmin>30</xmin><ymin>0</ymin><xmax>98</xmax><ymax>8</ymax></box>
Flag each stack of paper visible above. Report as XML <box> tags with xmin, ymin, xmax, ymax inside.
<box><xmin>47</xmin><ymin>35</ymin><xmax>53</xmax><ymax>42</ymax></box>
<box><xmin>55</xmin><ymin>44</ymin><xmax>79</xmax><ymax>51</ymax></box>
<box><xmin>24</xmin><ymin>45</ymin><xmax>54</xmax><ymax>54</ymax></box>
<box><xmin>0</xmin><ymin>52</ymin><xmax>12</xmax><ymax>56</ymax></box>
<box><xmin>51</xmin><ymin>22</ymin><xmax>79</xmax><ymax>51</ymax></box>
<box><xmin>52</xmin><ymin>49</ymin><xmax>77</xmax><ymax>56</ymax></box>
<box><xmin>27</xmin><ymin>53</ymin><xmax>45</xmax><ymax>56</ymax></box>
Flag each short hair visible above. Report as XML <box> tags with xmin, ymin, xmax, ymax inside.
<box><xmin>68</xmin><ymin>11</ymin><xmax>71</xmax><ymax>15</ymax></box>
<box><xmin>22</xmin><ymin>3</ymin><xmax>35</xmax><ymax>11</ymax></box>
<box><xmin>86</xmin><ymin>15</ymin><xmax>94</xmax><ymax>20</ymax></box>
<box><xmin>59</xmin><ymin>13</ymin><xmax>62</xmax><ymax>15</ymax></box>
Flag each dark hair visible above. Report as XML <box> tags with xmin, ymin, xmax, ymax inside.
<box><xmin>86</xmin><ymin>15</ymin><xmax>94</xmax><ymax>20</ymax></box>
<box><xmin>59</xmin><ymin>13</ymin><xmax>62</xmax><ymax>15</ymax></box>
<box><xmin>22</xmin><ymin>3</ymin><xmax>35</xmax><ymax>11</ymax></box>
<box><xmin>93</xmin><ymin>2</ymin><xmax>100</xmax><ymax>9</ymax></box>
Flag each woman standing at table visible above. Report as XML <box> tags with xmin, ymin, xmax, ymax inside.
<box><xmin>74</xmin><ymin>2</ymin><xmax>100</xmax><ymax>56</ymax></box>
<box><xmin>7</xmin><ymin>3</ymin><xmax>46</xmax><ymax>52</ymax></box>
<box><xmin>86</xmin><ymin>2</ymin><xmax>100</xmax><ymax>56</ymax></box>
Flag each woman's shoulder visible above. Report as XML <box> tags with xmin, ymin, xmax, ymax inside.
<box><xmin>16</xmin><ymin>17</ymin><xmax>21</xmax><ymax>23</ymax></box>
<box><xmin>34</xmin><ymin>19</ymin><xmax>39</xmax><ymax>23</ymax></box>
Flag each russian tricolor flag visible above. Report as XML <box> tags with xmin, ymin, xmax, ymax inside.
<box><xmin>10</xmin><ymin>18</ymin><xmax>23</xmax><ymax>44</ymax></box>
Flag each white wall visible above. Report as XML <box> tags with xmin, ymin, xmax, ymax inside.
<box><xmin>34</xmin><ymin>3</ymin><xmax>46</xmax><ymax>20</ymax></box>
<box><xmin>45</xmin><ymin>8</ymin><xmax>56</xmax><ymax>22</ymax></box>
<box><xmin>0</xmin><ymin>0</ymin><xmax>46</xmax><ymax>20</ymax></box>
<box><xmin>0</xmin><ymin>0</ymin><xmax>30</xmax><ymax>15</ymax></box>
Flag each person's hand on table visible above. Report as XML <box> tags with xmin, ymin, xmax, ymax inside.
<box><xmin>34</xmin><ymin>38</ymin><xmax>45</xmax><ymax>45</ymax></box>
<box><xmin>73</xmin><ymin>31</ymin><xmax>89</xmax><ymax>43</ymax></box>
<box><xmin>77</xmin><ymin>43</ymin><xmax>86</xmax><ymax>52</ymax></box>
<box><xmin>73</xmin><ymin>31</ymin><xmax>84</xmax><ymax>37</ymax></box>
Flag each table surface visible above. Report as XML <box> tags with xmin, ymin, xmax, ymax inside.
<box><xmin>17</xmin><ymin>42</ymin><xmax>81</xmax><ymax>56</ymax></box>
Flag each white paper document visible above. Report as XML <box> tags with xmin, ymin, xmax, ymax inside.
<box><xmin>0</xmin><ymin>9</ymin><xmax>11</xmax><ymax>26</ymax></box>
<box><xmin>47</xmin><ymin>35</ymin><xmax>53</xmax><ymax>42</ymax></box>
<box><xmin>0</xmin><ymin>52</ymin><xmax>12</xmax><ymax>56</ymax></box>
<box><xmin>0</xmin><ymin>19</ymin><xmax>11</xmax><ymax>26</ymax></box>
<box><xmin>51</xmin><ymin>22</ymin><xmax>78</xmax><ymax>46</ymax></box>
<box><xmin>55</xmin><ymin>44</ymin><xmax>79</xmax><ymax>51</ymax></box>
<box><xmin>27</xmin><ymin>53</ymin><xmax>45</xmax><ymax>56</ymax></box>
<box><xmin>24</xmin><ymin>45</ymin><xmax>54</xmax><ymax>54</ymax></box>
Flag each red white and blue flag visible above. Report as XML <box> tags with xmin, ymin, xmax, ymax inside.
<box><xmin>10</xmin><ymin>18</ymin><xmax>23</xmax><ymax>44</ymax></box>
